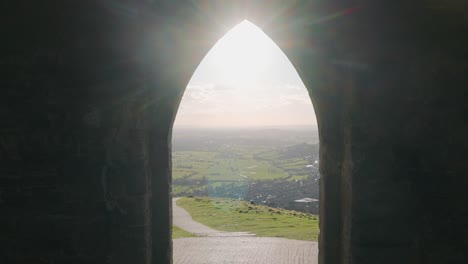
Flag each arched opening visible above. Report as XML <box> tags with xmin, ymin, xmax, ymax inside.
<box><xmin>4</xmin><ymin>2</ymin><xmax>466</xmax><ymax>264</ymax></box>
<box><xmin>171</xmin><ymin>20</ymin><xmax>320</xmax><ymax>263</ymax></box>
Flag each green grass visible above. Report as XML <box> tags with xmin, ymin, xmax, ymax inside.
<box><xmin>176</xmin><ymin>197</ymin><xmax>319</xmax><ymax>241</ymax></box>
<box><xmin>173</xmin><ymin>151</ymin><xmax>218</xmax><ymax>179</ymax></box>
<box><xmin>172</xmin><ymin>225</ymin><xmax>195</xmax><ymax>239</ymax></box>
<box><xmin>172</xmin><ymin>145</ymin><xmax>318</xmax><ymax>195</ymax></box>
<box><xmin>173</xmin><ymin>150</ymin><xmax>292</xmax><ymax>181</ymax></box>
<box><xmin>290</xmin><ymin>175</ymin><xmax>309</xmax><ymax>181</ymax></box>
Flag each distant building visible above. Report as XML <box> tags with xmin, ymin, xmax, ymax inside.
<box><xmin>289</xmin><ymin>197</ymin><xmax>319</xmax><ymax>214</ymax></box>
<box><xmin>294</xmin><ymin>198</ymin><xmax>318</xmax><ymax>203</ymax></box>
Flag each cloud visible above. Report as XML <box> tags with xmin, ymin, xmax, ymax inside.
<box><xmin>279</xmin><ymin>94</ymin><xmax>312</xmax><ymax>106</ymax></box>
<box><xmin>176</xmin><ymin>81</ymin><xmax>315</xmax><ymax>128</ymax></box>
<box><xmin>183</xmin><ymin>83</ymin><xmax>236</xmax><ymax>103</ymax></box>
<box><xmin>213</xmin><ymin>84</ymin><xmax>235</xmax><ymax>91</ymax></box>
<box><xmin>182</xmin><ymin>83</ymin><xmax>215</xmax><ymax>104</ymax></box>
<box><xmin>186</xmin><ymin>83</ymin><xmax>235</xmax><ymax>91</ymax></box>
<box><xmin>186</xmin><ymin>83</ymin><xmax>215</xmax><ymax>90</ymax></box>
<box><xmin>282</xmin><ymin>84</ymin><xmax>305</xmax><ymax>91</ymax></box>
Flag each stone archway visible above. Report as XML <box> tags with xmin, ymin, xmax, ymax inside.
<box><xmin>170</xmin><ymin>18</ymin><xmax>322</xmax><ymax>262</ymax></box>
<box><xmin>2</xmin><ymin>1</ymin><xmax>467</xmax><ymax>264</ymax></box>
<box><xmin>150</xmin><ymin>3</ymin><xmax>351</xmax><ymax>263</ymax></box>
<box><xmin>145</xmin><ymin>2</ymin><xmax>468</xmax><ymax>264</ymax></box>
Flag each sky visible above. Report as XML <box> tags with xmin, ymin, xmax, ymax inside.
<box><xmin>174</xmin><ymin>20</ymin><xmax>317</xmax><ymax>128</ymax></box>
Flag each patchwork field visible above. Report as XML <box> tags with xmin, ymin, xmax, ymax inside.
<box><xmin>172</xmin><ymin>127</ymin><xmax>320</xmax><ymax>212</ymax></box>
<box><xmin>173</xmin><ymin>127</ymin><xmax>319</xmax><ymax>191</ymax></box>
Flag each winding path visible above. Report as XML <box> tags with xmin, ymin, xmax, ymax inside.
<box><xmin>172</xmin><ymin>198</ymin><xmax>318</xmax><ymax>264</ymax></box>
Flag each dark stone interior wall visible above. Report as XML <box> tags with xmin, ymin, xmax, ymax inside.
<box><xmin>260</xmin><ymin>2</ymin><xmax>468</xmax><ymax>263</ymax></box>
<box><xmin>1</xmin><ymin>1</ymin><xmax>155</xmax><ymax>263</ymax></box>
<box><xmin>322</xmin><ymin>4</ymin><xmax>468</xmax><ymax>263</ymax></box>
<box><xmin>1</xmin><ymin>1</ymin><xmax>467</xmax><ymax>264</ymax></box>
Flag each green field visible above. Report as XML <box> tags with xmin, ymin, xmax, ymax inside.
<box><xmin>172</xmin><ymin>226</ymin><xmax>195</xmax><ymax>239</ymax></box>
<box><xmin>176</xmin><ymin>197</ymin><xmax>319</xmax><ymax>241</ymax></box>
<box><xmin>173</xmin><ymin>149</ymin><xmax>288</xmax><ymax>181</ymax></box>
<box><xmin>172</xmin><ymin>144</ymin><xmax>318</xmax><ymax>196</ymax></box>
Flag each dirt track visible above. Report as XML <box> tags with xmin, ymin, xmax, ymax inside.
<box><xmin>173</xmin><ymin>198</ymin><xmax>318</xmax><ymax>264</ymax></box>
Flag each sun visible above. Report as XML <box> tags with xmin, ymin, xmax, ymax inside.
<box><xmin>203</xmin><ymin>20</ymin><xmax>276</xmax><ymax>85</ymax></box>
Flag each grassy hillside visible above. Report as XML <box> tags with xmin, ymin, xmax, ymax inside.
<box><xmin>176</xmin><ymin>197</ymin><xmax>319</xmax><ymax>241</ymax></box>
<box><xmin>172</xmin><ymin>226</ymin><xmax>195</xmax><ymax>239</ymax></box>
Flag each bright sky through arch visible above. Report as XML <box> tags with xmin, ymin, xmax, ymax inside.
<box><xmin>174</xmin><ymin>20</ymin><xmax>316</xmax><ymax>128</ymax></box>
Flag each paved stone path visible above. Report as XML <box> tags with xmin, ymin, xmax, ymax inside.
<box><xmin>172</xmin><ymin>198</ymin><xmax>318</xmax><ymax>264</ymax></box>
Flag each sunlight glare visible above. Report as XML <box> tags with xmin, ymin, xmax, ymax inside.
<box><xmin>202</xmin><ymin>20</ymin><xmax>275</xmax><ymax>85</ymax></box>
<box><xmin>176</xmin><ymin>20</ymin><xmax>316</xmax><ymax>128</ymax></box>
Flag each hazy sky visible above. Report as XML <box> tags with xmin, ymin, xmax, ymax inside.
<box><xmin>174</xmin><ymin>21</ymin><xmax>316</xmax><ymax>128</ymax></box>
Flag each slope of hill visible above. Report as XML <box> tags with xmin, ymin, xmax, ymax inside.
<box><xmin>176</xmin><ymin>197</ymin><xmax>319</xmax><ymax>241</ymax></box>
